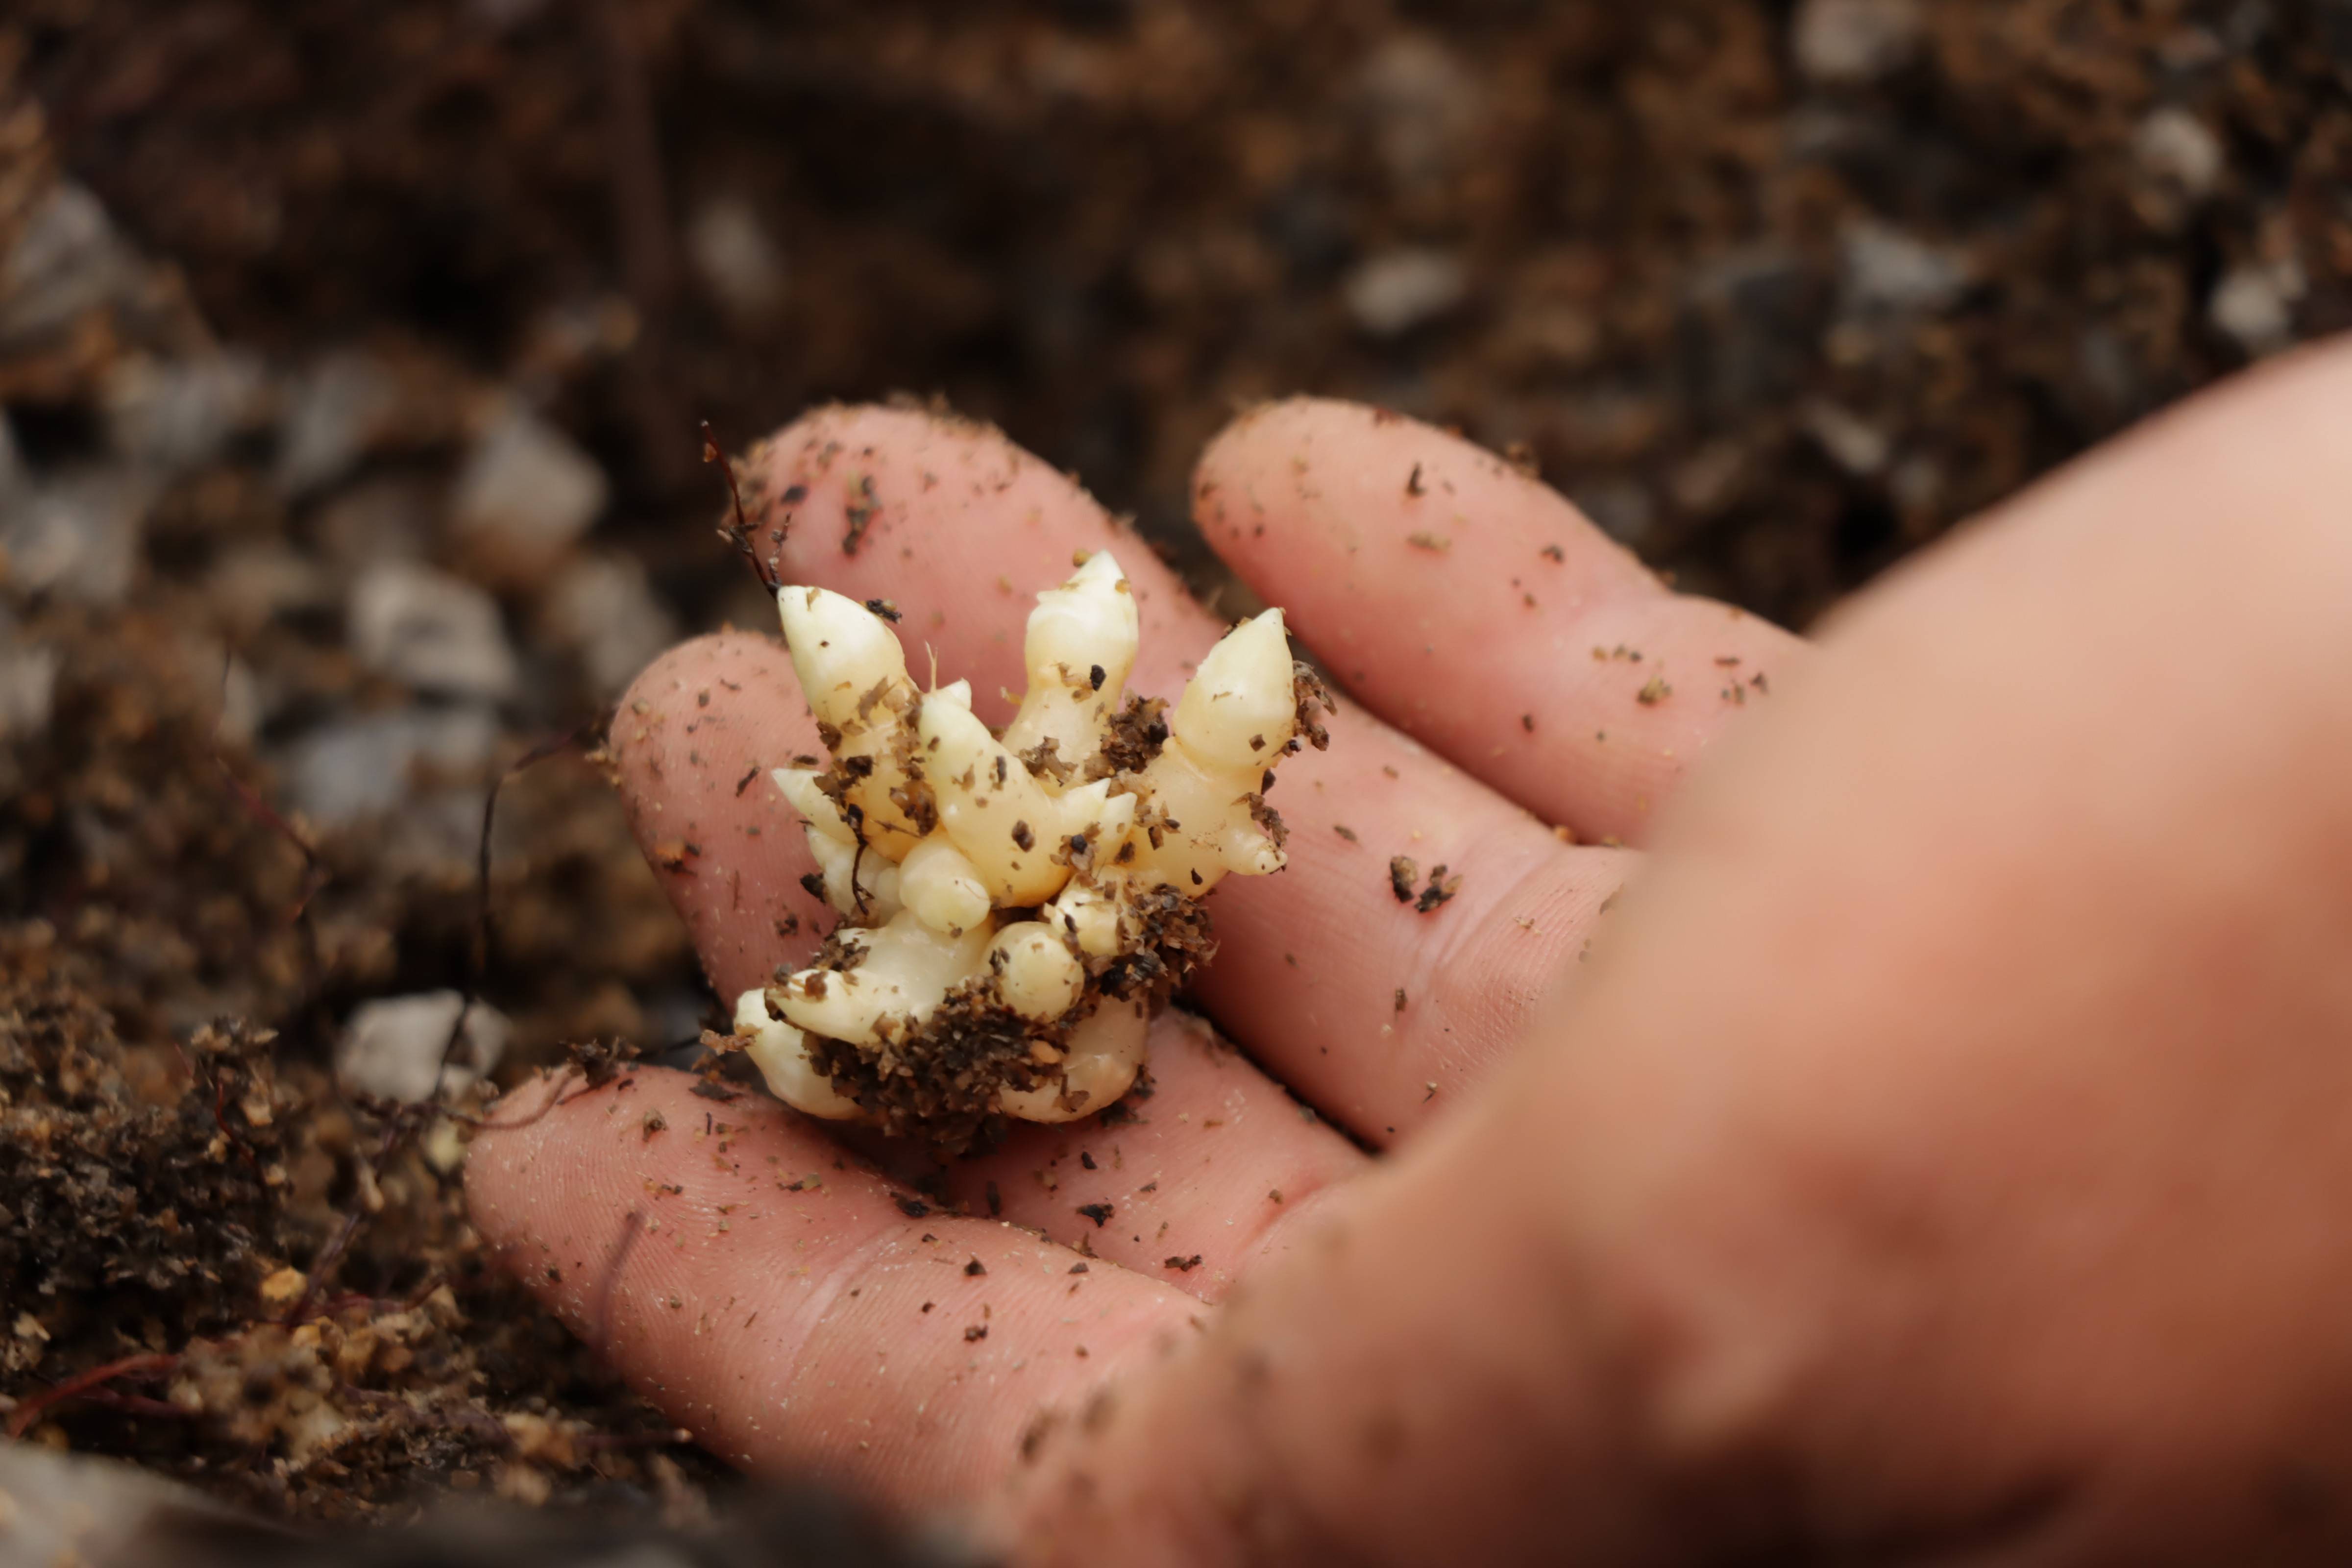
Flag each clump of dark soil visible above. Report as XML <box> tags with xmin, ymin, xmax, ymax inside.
<box><xmin>1084</xmin><ymin>696</ymin><xmax>1170</xmax><ymax>782</ymax></box>
<box><xmin>790</xmin><ymin>871</ymin><xmax>1213</xmax><ymax>1154</ymax></box>
<box><xmin>0</xmin><ymin>972</ymin><xmax>290</xmax><ymax>1358</ymax></box>
<box><xmin>1088</xmin><ymin>884</ymin><xmax>1216</xmax><ymax>1002</ymax></box>
<box><xmin>772</xmin><ymin>736</ymin><xmax>1222</xmax><ymax>1153</ymax></box>
<box><xmin>801</xmin><ymin>983</ymin><xmax>1064</xmax><ymax>1154</ymax></box>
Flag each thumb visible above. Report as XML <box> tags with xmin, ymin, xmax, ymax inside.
<box><xmin>998</xmin><ymin>1092</ymin><xmax>1631</xmax><ymax>1566</ymax></box>
<box><xmin>997</xmin><ymin>334</ymin><xmax>2352</xmax><ymax>1566</ymax></box>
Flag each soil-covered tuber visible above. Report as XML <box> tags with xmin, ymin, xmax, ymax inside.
<box><xmin>730</xmin><ymin>553</ymin><xmax>1329</xmax><ymax>1150</ymax></box>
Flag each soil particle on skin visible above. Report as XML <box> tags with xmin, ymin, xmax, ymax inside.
<box><xmin>1019</xmin><ymin>1409</ymin><xmax>1062</xmax><ymax>1464</ymax></box>
<box><xmin>841</xmin><ymin>475</ymin><xmax>881</xmax><ymax>556</ymax></box>
<box><xmin>1389</xmin><ymin>857</ymin><xmax>1419</xmax><ymax>903</ymax></box>
<box><xmin>568</xmin><ymin>1041</ymin><xmax>643</xmax><ymax>1093</ymax></box>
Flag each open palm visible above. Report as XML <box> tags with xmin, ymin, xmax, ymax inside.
<box><xmin>470</xmin><ymin>352</ymin><xmax>2352</xmax><ymax>1565</ymax></box>
<box><xmin>466</xmin><ymin>397</ymin><xmax>1796</xmax><ymax>1511</ymax></box>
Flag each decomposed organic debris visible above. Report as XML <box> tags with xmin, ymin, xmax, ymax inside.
<box><xmin>1414</xmin><ymin>864</ymin><xmax>1462</xmax><ymax>913</ymax></box>
<box><xmin>729</xmin><ymin>554</ymin><xmax>1331</xmax><ymax>1151</ymax></box>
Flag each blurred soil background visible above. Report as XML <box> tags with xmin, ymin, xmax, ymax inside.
<box><xmin>0</xmin><ymin>0</ymin><xmax>2347</xmax><ymax>1540</ymax></box>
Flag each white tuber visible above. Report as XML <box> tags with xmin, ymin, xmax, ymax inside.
<box><xmin>732</xmin><ymin>988</ymin><xmax>860</xmax><ymax>1122</ymax></box>
<box><xmin>994</xmin><ymin>999</ymin><xmax>1150</xmax><ymax>1124</ymax></box>
<box><xmin>731</xmin><ymin>550</ymin><xmax>1327</xmax><ymax>1146</ymax></box>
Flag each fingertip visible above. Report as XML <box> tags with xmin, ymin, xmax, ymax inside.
<box><xmin>611</xmin><ymin>629</ymin><xmax>832</xmax><ymax>999</ymax></box>
<box><xmin>750</xmin><ymin>398</ymin><xmax>1119</xmax><ymax>581</ymax></box>
<box><xmin>1195</xmin><ymin>394</ymin><xmax>1651</xmax><ymax>600</ymax></box>
<box><xmin>1193</xmin><ymin>393</ymin><xmax>1330</xmax><ymax>474</ymax></box>
<box><xmin>610</xmin><ymin>629</ymin><xmax>790</xmax><ymax>802</ymax></box>
<box><xmin>1189</xmin><ymin>396</ymin><xmax>1811</xmax><ymax>841</ymax></box>
<box><xmin>462</xmin><ymin>1066</ymin><xmax>596</xmax><ymax>1252</ymax></box>
<box><xmin>742</xmin><ymin>402</ymin><xmax>1217</xmax><ymax>707</ymax></box>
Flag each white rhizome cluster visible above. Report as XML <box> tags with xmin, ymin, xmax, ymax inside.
<box><xmin>731</xmin><ymin>551</ymin><xmax>1320</xmax><ymax>1141</ymax></box>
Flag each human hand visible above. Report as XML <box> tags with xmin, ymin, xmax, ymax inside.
<box><xmin>469</xmin><ymin>344</ymin><xmax>2352</xmax><ymax>1564</ymax></box>
<box><xmin>463</xmin><ymin>392</ymin><xmax>1796</xmax><ymax>1523</ymax></box>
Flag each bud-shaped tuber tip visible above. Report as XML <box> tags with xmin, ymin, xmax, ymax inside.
<box><xmin>1172</xmin><ymin>608</ymin><xmax>1295</xmax><ymax>775</ymax></box>
<box><xmin>778</xmin><ymin>585</ymin><xmax>912</xmax><ymax>730</ymax></box>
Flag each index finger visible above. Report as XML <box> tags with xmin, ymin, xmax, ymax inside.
<box><xmin>464</xmin><ymin>1068</ymin><xmax>1191</xmax><ymax>1512</ymax></box>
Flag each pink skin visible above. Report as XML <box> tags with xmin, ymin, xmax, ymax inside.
<box><xmin>1195</xmin><ymin>401</ymin><xmax>1794</xmax><ymax>844</ymax></box>
<box><xmin>471</xmin><ymin>345</ymin><xmax>2352</xmax><ymax>1563</ymax></box>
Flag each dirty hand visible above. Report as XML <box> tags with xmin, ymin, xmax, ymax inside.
<box><xmin>470</xmin><ymin>345</ymin><xmax>2352</xmax><ymax>1564</ymax></box>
